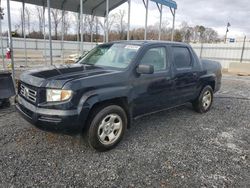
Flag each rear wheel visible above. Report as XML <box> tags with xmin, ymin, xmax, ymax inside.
<box><xmin>86</xmin><ymin>105</ymin><xmax>127</xmax><ymax>151</ymax></box>
<box><xmin>192</xmin><ymin>85</ymin><xmax>213</xmax><ymax>113</ymax></box>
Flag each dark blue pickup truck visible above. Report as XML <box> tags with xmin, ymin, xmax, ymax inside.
<box><xmin>16</xmin><ymin>41</ymin><xmax>222</xmax><ymax>151</ymax></box>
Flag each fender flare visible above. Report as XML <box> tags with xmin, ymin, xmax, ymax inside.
<box><xmin>77</xmin><ymin>87</ymin><xmax>132</xmax><ymax>128</ymax></box>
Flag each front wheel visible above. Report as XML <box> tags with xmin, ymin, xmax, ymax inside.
<box><xmin>192</xmin><ymin>85</ymin><xmax>213</xmax><ymax>113</ymax></box>
<box><xmin>86</xmin><ymin>105</ymin><xmax>127</xmax><ymax>151</ymax></box>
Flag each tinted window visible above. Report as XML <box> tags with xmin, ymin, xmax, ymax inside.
<box><xmin>140</xmin><ymin>47</ymin><xmax>167</xmax><ymax>71</ymax></box>
<box><xmin>173</xmin><ymin>47</ymin><xmax>192</xmax><ymax>69</ymax></box>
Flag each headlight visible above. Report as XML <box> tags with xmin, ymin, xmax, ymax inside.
<box><xmin>46</xmin><ymin>89</ymin><xmax>73</xmax><ymax>102</ymax></box>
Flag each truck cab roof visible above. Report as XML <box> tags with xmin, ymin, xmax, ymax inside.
<box><xmin>104</xmin><ymin>40</ymin><xmax>191</xmax><ymax>47</ymax></box>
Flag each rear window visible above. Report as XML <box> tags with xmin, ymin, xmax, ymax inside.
<box><xmin>173</xmin><ymin>47</ymin><xmax>192</xmax><ymax>69</ymax></box>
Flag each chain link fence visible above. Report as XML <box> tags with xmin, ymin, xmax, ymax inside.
<box><xmin>1</xmin><ymin>37</ymin><xmax>250</xmax><ymax>70</ymax></box>
<box><xmin>190</xmin><ymin>38</ymin><xmax>250</xmax><ymax>69</ymax></box>
<box><xmin>0</xmin><ymin>37</ymin><xmax>97</xmax><ymax>69</ymax></box>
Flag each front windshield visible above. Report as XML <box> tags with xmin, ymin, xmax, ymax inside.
<box><xmin>78</xmin><ymin>43</ymin><xmax>140</xmax><ymax>69</ymax></box>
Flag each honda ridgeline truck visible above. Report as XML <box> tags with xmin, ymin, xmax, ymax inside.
<box><xmin>16</xmin><ymin>41</ymin><xmax>222</xmax><ymax>151</ymax></box>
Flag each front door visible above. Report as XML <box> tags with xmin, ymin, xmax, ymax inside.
<box><xmin>132</xmin><ymin>46</ymin><xmax>175</xmax><ymax>116</ymax></box>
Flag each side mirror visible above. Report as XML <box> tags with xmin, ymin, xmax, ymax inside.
<box><xmin>136</xmin><ymin>64</ymin><xmax>154</xmax><ymax>74</ymax></box>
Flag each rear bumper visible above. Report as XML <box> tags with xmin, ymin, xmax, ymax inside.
<box><xmin>16</xmin><ymin>95</ymin><xmax>84</xmax><ymax>133</ymax></box>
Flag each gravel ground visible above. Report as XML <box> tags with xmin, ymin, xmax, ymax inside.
<box><xmin>0</xmin><ymin>74</ymin><xmax>249</xmax><ymax>187</ymax></box>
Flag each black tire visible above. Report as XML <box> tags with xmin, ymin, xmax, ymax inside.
<box><xmin>0</xmin><ymin>99</ymin><xmax>10</xmax><ymax>108</ymax></box>
<box><xmin>86</xmin><ymin>105</ymin><xmax>127</xmax><ymax>152</ymax></box>
<box><xmin>4</xmin><ymin>99</ymin><xmax>10</xmax><ymax>107</ymax></box>
<box><xmin>192</xmin><ymin>85</ymin><xmax>213</xmax><ymax>113</ymax></box>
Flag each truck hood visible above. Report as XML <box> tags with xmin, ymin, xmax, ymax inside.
<box><xmin>20</xmin><ymin>64</ymin><xmax>118</xmax><ymax>89</ymax></box>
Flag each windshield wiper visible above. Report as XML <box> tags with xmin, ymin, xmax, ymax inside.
<box><xmin>53</xmin><ymin>65</ymin><xmax>62</xmax><ymax>74</ymax></box>
<box><xmin>82</xmin><ymin>63</ymin><xmax>103</xmax><ymax>69</ymax></box>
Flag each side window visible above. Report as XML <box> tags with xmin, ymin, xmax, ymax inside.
<box><xmin>140</xmin><ymin>47</ymin><xmax>167</xmax><ymax>72</ymax></box>
<box><xmin>173</xmin><ymin>47</ymin><xmax>192</xmax><ymax>69</ymax></box>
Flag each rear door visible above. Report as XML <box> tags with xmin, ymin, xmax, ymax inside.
<box><xmin>172</xmin><ymin>46</ymin><xmax>198</xmax><ymax>104</ymax></box>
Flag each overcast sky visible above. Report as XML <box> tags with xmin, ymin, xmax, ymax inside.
<box><xmin>1</xmin><ymin>0</ymin><xmax>249</xmax><ymax>38</ymax></box>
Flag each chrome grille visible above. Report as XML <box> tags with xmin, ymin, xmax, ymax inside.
<box><xmin>20</xmin><ymin>84</ymin><xmax>37</xmax><ymax>103</ymax></box>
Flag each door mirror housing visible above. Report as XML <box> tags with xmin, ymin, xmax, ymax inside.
<box><xmin>136</xmin><ymin>64</ymin><xmax>154</xmax><ymax>74</ymax></box>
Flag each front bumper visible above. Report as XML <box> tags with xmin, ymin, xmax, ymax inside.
<box><xmin>16</xmin><ymin>95</ymin><xmax>84</xmax><ymax>133</ymax></box>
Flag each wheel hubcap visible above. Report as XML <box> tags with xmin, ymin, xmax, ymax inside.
<box><xmin>98</xmin><ymin>114</ymin><xmax>122</xmax><ymax>145</ymax></box>
<box><xmin>202</xmin><ymin>90</ymin><xmax>212</xmax><ymax>110</ymax></box>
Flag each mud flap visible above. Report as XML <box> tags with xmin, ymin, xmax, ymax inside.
<box><xmin>0</xmin><ymin>71</ymin><xmax>16</xmax><ymax>100</ymax></box>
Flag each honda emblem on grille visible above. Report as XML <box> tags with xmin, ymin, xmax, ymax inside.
<box><xmin>24</xmin><ymin>87</ymin><xmax>29</xmax><ymax>98</ymax></box>
<box><xmin>20</xmin><ymin>84</ymin><xmax>37</xmax><ymax>103</ymax></box>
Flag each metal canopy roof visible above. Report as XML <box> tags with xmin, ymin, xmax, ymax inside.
<box><xmin>151</xmin><ymin>0</ymin><xmax>177</xmax><ymax>9</ymax></box>
<box><xmin>11</xmin><ymin>0</ymin><xmax>128</xmax><ymax>17</ymax></box>
<box><xmin>5</xmin><ymin>0</ymin><xmax>178</xmax><ymax>79</ymax></box>
<box><xmin>11</xmin><ymin>0</ymin><xmax>177</xmax><ymax>16</ymax></box>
